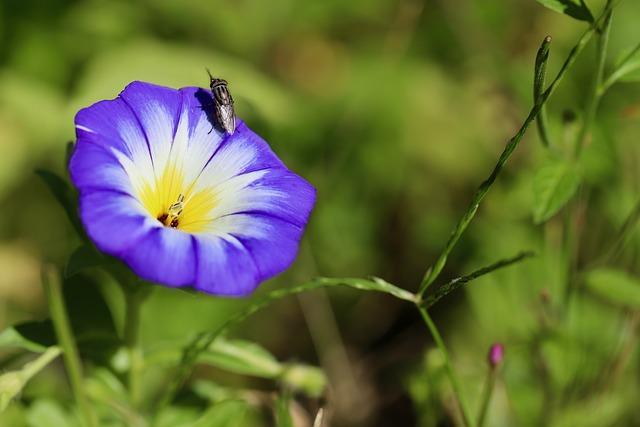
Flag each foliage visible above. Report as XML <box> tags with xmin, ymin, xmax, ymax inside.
<box><xmin>0</xmin><ymin>0</ymin><xmax>639</xmax><ymax>426</ymax></box>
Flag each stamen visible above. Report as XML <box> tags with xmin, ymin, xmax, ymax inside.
<box><xmin>168</xmin><ymin>194</ymin><xmax>185</xmax><ymax>216</ymax></box>
<box><xmin>157</xmin><ymin>194</ymin><xmax>186</xmax><ymax>228</ymax></box>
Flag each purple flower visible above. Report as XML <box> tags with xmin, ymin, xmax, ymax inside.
<box><xmin>69</xmin><ymin>81</ymin><xmax>315</xmax><ymax>296</ymax></box>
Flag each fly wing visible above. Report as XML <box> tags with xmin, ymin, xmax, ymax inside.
<box><xmin>217</xmin><ymin>104</ymin><xmax>236</xmax><ymax>135</ymax></box>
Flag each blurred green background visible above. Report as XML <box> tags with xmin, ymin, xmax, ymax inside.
<box><xmin>1</xmin><ymin>0</ymin><xmax>640</xmax><ymax>426</ymax></box>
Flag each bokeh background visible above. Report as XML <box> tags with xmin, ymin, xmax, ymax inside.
<box><xmin>1</xmin><ymin>0</ymin><xmax>640</xmax><ymax>426</ymax></box>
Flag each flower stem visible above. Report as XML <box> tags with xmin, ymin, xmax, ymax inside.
<box><xmin>574</xmin><ymin>0</ymin><xmax>613</xmax><ymax>158</ymax></box>
<box><xmin>416</xmin><ymin>3</ymin><xmax>616</xmax><ymax>299</ymax></box>
<box><xmin>41</xmin><ymin>265</ymin><xmax>98</xmax><ymax>427</ymax></box>
<box><xmin>565</xmin><ymin>2</ymin><xmax>614</xmax><ymax>307</ymax></box>
<box><xmin>476</xmin><ymin>369</ymin><xmax>496</xmax><ymax>427</ymax></box>
<box><xmin>417</xmin><ymin>305</ymin><xmax>474</xmax><ymax>427</ymax></box>
<box><xmin>124</xmin><ymin>286</ymin><xmax>145</xmax><ymax>408</ymax></box>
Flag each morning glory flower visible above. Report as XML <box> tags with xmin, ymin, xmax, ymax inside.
<box><xmin>69</xmin><ymin>81</ymin><xmax>315</xmax><ymax>296</ymax></box>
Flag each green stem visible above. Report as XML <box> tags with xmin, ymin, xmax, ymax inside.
<box><xmin>417</xmin><ymin>305</ymin><xmax>474</xmax><ymax>427</ymax></box>
<box><xmin>476</xmin><ymin>369</ymin><xmax>496</xmax><ymax>427</ymax></box>
<box><xmin>159</xmin><ymin>277</ymin><xmax>414</xmax><ymax>409</ymax></box>
<box><xmin>42</xmin><ymin>265</ymin><xmax>98</xmax><ymax>427</ymax></box>
<box><xmin>417</xmin><ymin>4</ymin><xmax>616</xmax><ymax>298</ymax></box>
<box><xmin>564</xmin><ymin>3</ymin><xmax>614</xmax><ymax>306</ymax></box>
<box><xmin>574</xmin><ymin>1</ymin><xmax>613</xmax><ymax>158</ymax></box>
<box><xmin>124</xmin><ymin>287</ymin><xmax>145</xmax><ymax>408</ymax></box>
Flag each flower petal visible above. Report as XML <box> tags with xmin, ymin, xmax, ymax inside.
<box><xmin>122</xmin><ymin>228</ymin><xmax>196</xmax><ymax>287</ymax></box>
<box><xmin>119</xmin><ymin>81</ymin><xmax>183</xmax><ymax>177</ymax></box>
<box><xmin>193</xmin><ymin>213</ymin><xmax>308</xmax><ymax>295</ymax></box>
<box><xmin>78</xmin><ymin>190</ymin><xmax>158</xmax><ymax>256</ymax></box>
<box><xmin>74</xmin><ymin>97</ymin><xmax>154</xmax><ymax>189</ymax></box>
<box><xmin>69</xmin><ymin>140</ymin><xmax>136</xmax><ymax>196</ymax></box>
<box><xmin>192</xmin><ymin>235</ymin><xmax>260</xmax><ymax>296</ymax></box>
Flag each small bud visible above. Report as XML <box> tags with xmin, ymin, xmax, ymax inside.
<box><xmin>488</xmin><ymin>343</ymin><xmax>505</xmax><ymax>368</ymax></box>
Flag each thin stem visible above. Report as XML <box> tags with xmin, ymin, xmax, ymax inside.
<box><xmin>574</xmin><ymin>1</ymin><xmax>613</xmax><ymax>158</ymax></box>
<box><xmin>417</xmin><ymin>305</ymin><xmax>474</xmax><ymax>427</ymax></box>
<box><xmin>159</xmin><ymin>277</ymin><xmax>414</xmax><ymax>409</ymax></box>
<box><xmin>476</xmin><ymin>369</ymin><xmax>496</xmax><ymax>427</ymax></box>
<box><xmin>42</xmin><ymin>265</ymin><xmax>98</xmax><ymax>427</ymax></box>
<box><xmin>417</xmin><ymin>4</ymin><xmax>616</xmax><ymax>298</ymax></box>
<box><xmin>564</xmin><ymin>2</ymin><xmax>614</xmax><ymax>307</ymax></box>
<box><xmin>602</xmin><ymin>198</ymin><xmax>640</xmax><ymax>263</ymax></box>
<box><xmin>124</xmin><ymin>288</ymin><xmax>144</xmax><ymax>408</ymax></box>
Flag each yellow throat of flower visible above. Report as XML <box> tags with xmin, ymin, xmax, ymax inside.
<box><xmin>138</xmin><ymin>164</ymin><xmax>216</xmax><ymax>233</ymax></box>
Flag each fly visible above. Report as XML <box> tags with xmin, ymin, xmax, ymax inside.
<box><xmin>206</xmin><ymin>68</ymin><xmax>236</xmax><ymax>135</ymax></box>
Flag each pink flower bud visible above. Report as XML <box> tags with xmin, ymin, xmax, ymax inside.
<box><xmin>488</xmin><ymin>343</ymin><xmax>504</xmax><ymax>368</ymax></box>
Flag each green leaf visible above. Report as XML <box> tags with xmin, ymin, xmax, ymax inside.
<box><xmin>65</xmin><ymin>244</ymin><xmax>105</xmax><ymax>278</ymax></box>
<box><xmin>199</xmin><ymin>338</ymin><xmax>283</xmax><ymax>379</ymax></box>
<box><xmin>281</xmin><ymin>364</ymin><xmax>327</xmax><ymax>398</ymax></box>
<box><xmin>190</xmin><ymin>400</ymin><xmax>252</xmax><ymax>427</ymax></box>
<box><xmin>0</xmin><ymin>348</ymin><xmax>62</xmax><ymax>411</ymax></box>
<box><xmin>275</xmin><ymin>391</ymin><xmax>294</xmax><ymax>427</ymax></box>
<box><xmin>535</xmin><ymin>0</ymin><xmax>594</xmax><ymax>22</ymax></box>
<box><xmin>533</xmin><ymin>157</ymin><xmax>581</xmax><ymax>223</ymax></box>
<box><xmin>35</xmin><ymin>169</ymin><xmax>83</xmax><ymax>236</ymax></box>
<box><xmin>0</xmin><ymin>321</ymin><xmax>55</xmax><ymax>353</ymax></box>
<box><xmin>423</xmin><ymin>251</ymin><xmax>535</xmax><ymax>308</ymax></box>
<box><xmin>611</xmin><ymin>44</ymin><xmax>640</xmax><ymax>83</ymax></box>
<box><xmin>585</xmin><ymin>268</ymin><xmax>640</xmax><ymax>308</ymax></box>
<box><xmin>167</xmin><ymin>277</ymin><xmax>413</xmax><ymax>405</ymax></box>
<box><xmin>26</xmin><ymin>400</ymin><xmax>77</xmax><ymax>427</ymax></box>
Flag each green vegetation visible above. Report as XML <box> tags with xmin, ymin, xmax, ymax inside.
<box><xmin>1</xmin><ymin>0</ymin><xmax>640</xmax><ymax>425</ymax></box>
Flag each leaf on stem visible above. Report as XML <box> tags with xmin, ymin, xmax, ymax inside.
<box><xmin>608</xmin><ymin>44</ymin><xmax>640</xmax><ymax>84</ymax></box>
<box><xmin>25</xmin><ymin>399</ymin><xmax>76</xmax><ymax>427</ymax></box>
<box><xmin>0</xmin><ymin>347</ymin><xmax>62</xmax><ymax>411</ymax></box>
<box><xmin>534</xmin><ymin>36</ymin><xmax>553</xmax><ymax>147</ymax></box>
<box><xmin>280</xmin><ymin>364</ymin><xmax>327</xmax><ymax>398</ymax></box>
<box><xmin>65</xmin><ymin>244</ymin><xmax>105</xmax><ymax>278</ymax></box>
<box><xmin>200</xmin><ymin>338</ymin><xmax>283</xmax><ymax>379</ymax></box>
<box><xmin>190</xmin><ymin>400</ymin><xmax>252</xmax><ymax>427</ymax></box>
<box><xmin>0</xmin><ymin>321</ymin><xmax>56</xmax><ymax>353</ymax></box>
<box><xmin>166</xmin><ymin>277</ymin><xmax>410</xmax><ymax>405</ymax></box>
<box><xmin>35</xmin><ymin>169</ymin><xmax>83</xmax><ymax>236</ymax></box>
<box><xmin>585</xmin><ymin>268</ymin><xmax>640</xmax><ymax>309</ymax></box>
<box><xmin>423</xmin><ymin>251</ymin><xmax>535</xmax><ymax>308</ymax></box>
<box><xmin>198</xmin><ymin>337</ymin><xmax>327</xmax><ymax>397</ymax></box>
<box><xmin>533</xmin><ymin>157</ymin><xmax>581</xmax><ymax>223</ymax></box>
<box><xmin>535</xmin><ymin>0</ymin><xmax>594</xmax><ymax>22</ymax></box>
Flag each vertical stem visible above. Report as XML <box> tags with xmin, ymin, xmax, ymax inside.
<box><xmin>574</xmin><ymin>1</ymin><xmax>613</xmax><ymax>158</ymax></box>
<box><xmin>476</xmin><ymin>369</ymin><xmax>496</xmax><ymax>427</ymax></box>
<box><xmin>415</xmin><ymin>6</ymin><xmax>612</xmax><ymax>298</ymax></box>
<box><xmin>124</xmin><ymin>287</ymin><xmax>144</xmax><ymax>408</ymax></box>
<box><xmin>417</xmin><ymin>305</ymin><xmax>475</xmax><ymax>427</ymax></box>
<box><xmin>565</xmin><ymin>2</ymin><xmax>613</xmax><ymax>305</ymax></box>
<box><xmin>42</xmin><ymin>265</ymin><xmax>98</xmax><ymax>427</ymax></box>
